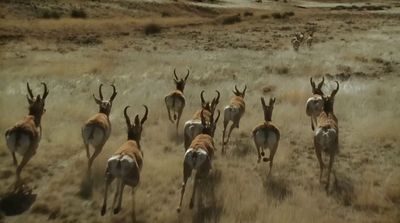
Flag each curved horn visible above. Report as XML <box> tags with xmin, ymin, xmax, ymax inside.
<box><xmin>110</xmin><ymin>84</ymin><xmax>117</xmax><ymax>102</ymax></box>
<box><xmin>234</xmin><ymin>85</ymin><xmax>239</xmax><ymax>93</ymax></box>
<box><xmin>98</xmin><ymin>84</ymin><xmax>104</xmax><ymax>100</ymax></box>
<box><xmin>310</xmin><ymin>77</ymin><xmax>316</xmax><ymax>90</ymax></box>
<box><xmin>184</xmin><ymin>69</ymin><xmax>190</xmax><ymax>81</ymax></box>
<box><xmin>213</xmin><ymin>109</ymin><xmax>220</xmax><ymax>125</ymax></box>
<box><xmin>41</xmin><ymin>82</ymin><xmax>49</xmax><ymax>100</ymax></box>
<box><xmin>269</xmin><ymin>97</ymin><xmax>276</xmax><ymax>106</ymax></box>
<box><xmin>261</xmin><ymin>97</ymin><xmax>266</xmax><ymax>107</ymax></box>
<box><xmin>173</xmin><ymin>68</ymin><xmax>179</xmax><ymax>81</ymax></box>
<box><xmin>141</xmin><ymin>105</ymin><xmax>148</xmax><ymax>125</ymax></box>
<box><xmin>124</xmin><ymin>106</ymin><xmax>131</xmax><ymax>129</ymax></box>
<box><xmin>331</xmin><ymin>81</ymin><xmax>339</xmax><ymax>97</ymax></box>
<box><xmin>26</xmin><ymin>82</ymin><xmax>34</xmax><ymax>99</ymax></box>
<box><xmin>200</xmin><ymin>109</ymin><xmax>206</xmax><ymax>126</ymax></box>
<box><xmin>200</xmin><ymin>90</ymin><xmax>206</xmax><ymax>105</ymax></box>
<box><xmin>215</xmin><ymin>90</ymin><xmax>220</xmax><ymax>103</ymax></box>
<box><xmin>317</xmin><ymin>76</ymin><xmax>325</xmax><ymax>89</ymax></box>
<box><xmin>243</xmin><ymin>85</ymin><xmax>247</xmax><ymax>94</ymax></box>
<box><xmin>93</xmin><ymin>94</ymin><xmax>101</xmax><ymax>104</ymax></box>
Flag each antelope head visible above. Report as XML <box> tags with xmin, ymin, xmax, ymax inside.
<box><xmin>93</xmin><ymin>84</ymin><xmax>117</xmax><ymax>116</ymax></box>
<box><xmin>322</xmin><ymin>81</ymin><xmax>339</xmax><ymax>113</ymax></box>
<box><xmin>310</xmin><ymin>77</ymin><xmax>324</xmax><ymax>96</ymax></box>
<box><xmin>173</xmin><ymin>68</ymin><xmax>190</xmax><ymax>92</ymax></box>
<box><xmin>232</xmin><ymin>85</ymin><xmax>247</xmax><ymax>98</ymax></box>
<box><xmin>261</xmin><ymin>97</ymin><xmax>276</xmax><ymax>122</ymax></box>
<box><xmin>124</xmin><ymin>105</ymin><xmax>149</xmax><ymax>143</ymax></box>
<box><xmin>200</xmin><ymin>109</ymin><xmax>220</xmax><ymax>137</ymax></box>
<box><xmin>26</xmin><ymin>82</ymin><xmax>49</xmax><ymax>124</ymax></box>
<box><xmin>200</xmin><ymin>90</ymin><xmax>220</xmax><ymax>114</ymax></box>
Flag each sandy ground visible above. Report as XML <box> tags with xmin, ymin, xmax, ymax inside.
<box><xmin>0</xmin><ymin>0</ymin><xmax>399</xmax><ymax>223</ymax></box>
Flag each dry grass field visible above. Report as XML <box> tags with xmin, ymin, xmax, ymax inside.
<box><xmin>0</xmin><ymin>0</ymin><xmax>399</xmax><ymax>222</ymax></box>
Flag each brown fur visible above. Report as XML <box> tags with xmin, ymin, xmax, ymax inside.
<box><xmin>252</xmin><ymin>121</ymin><xmax>280</xmax><ymax>137</ymax></box>
<box><xmin>230</xmin><ymin>96</ymin><xmax>245</xmax><ymax>112</ymax></box>
<box><xmin>86</xmin><ymin>113</ymin><xmax>109</xmax><ymax>130</ymax></box>
<box><xmin>114</xmin><ymin>140</ymin><xmax>143</xmax><ymax>169</ymax></box>
<box><xmin>189</xmin><ymin>134</ymin><xmax>215</xmax><ymax>158</ymax></box>
<box><xmin>317</xmin><ymin>112</ymin><xmax>338</xmax><ymax>131</ymax></box>
<box><xmin>192</xmin><ymin>109</ymin><xmax>212</xmax><ymax>121</ymax></box>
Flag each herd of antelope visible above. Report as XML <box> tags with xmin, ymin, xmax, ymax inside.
<box><xmin>4</xmin><ymin>71</ymin><xmax>340</xmax><ymax>220</ymax></box>
<box><xmin>291</xmin><ymin>30</ymin><xmax>314</xmax><ymax>51</ymax></box>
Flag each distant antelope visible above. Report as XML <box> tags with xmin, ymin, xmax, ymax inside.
<box><xmin>314</xmin><ymin>81</ymin><xmax>339</xmax><ymax>192</ymax></box>
<box><xmin>291</xmin><ymin>32</ymin><xmax>304</xmax><ymax>51</ymax></box>
<box><xmin>306</xmin><ymin>31</ymin><xmax>314</xmax><ymax>48</ymax></box>
<box><xmin>82</xmin><ymin>84</ymin><xmax>117</xmax><ymax>177</ymax></box>
<box><xmin>101</xmin><ymin>105</ymin><xmax>148</xmax><ymax>221</ymax></box>
<box><xmin>177</xmin><ymin>109</ymin><xmax>220</xmax><ymax>212</ymax></box>
<box><xmin>252</xmin><ymin>97</ymin><xmax>280</xmax><ymax>176</ymax></box>
<box><xmin>306</xmin><ymin>77</ymin><xmax>325</xmax><ymax>131</ymax></box>
<box><xmin>165</xmin><ymin>69</ymin><xmax>190</xmax><ymax>133</ymax></box>
<box><xmin>5</xmin><ymin>82</ymin><xmax>49</xmax><ymax>190</ymax></box>
<box><xmin>183</xmin><ymin>90</ymin><xmax>220</xmax><ymax>150</ymax></box>
<box><xmin>222</xmin><ymin>85</ymin><xmax>246</xmax><ymax>154</ymax></box>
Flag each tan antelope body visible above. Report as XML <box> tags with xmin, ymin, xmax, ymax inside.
<box><xmin>165</xmin><ymin>69</ymin><xmax>190</xmax><ymax>133</ymax></box>
<box><xmin>183</xmin><ymin>90</ymin><xmax>220</xmax><ymax>150</ymax></box>
<box><xmin>252</xmin><ymin>97</ymin><xmax>280</xmax><ymax>176</ymax></box>
<box><xmin>314</xmin><ymin>81</ymin><xmax>339</xmax><ymax>192</ymax></box>
<box><xmin>101</xmin><ymin>106</ymin><xmax>148</xmax><ymax>222</ymax></box>
<box><xmin>82</xmin><ymin>84</ymin><xmax>117</xmax><ymax>177</ymax></box>
<box><xmin>222</xmin><ymin>85</ymin><xmax>246</xmax><ymax>154</ymax></box>
<box><xmin>306</xmin><ymin>77</ymin><xmax>325</xmax><ymax>131</ymax></box>
<box><xmin>5</xmin><ymin>82</ymin><xmax>49</xmax><ymax>190</ymax></box>
<box><xmin>177</xmin><ymin>110</ymin><xmax>220</xmax><ymax>212</ymax></box>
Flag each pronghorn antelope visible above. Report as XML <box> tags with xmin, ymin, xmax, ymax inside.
<box><xmin>82</xmin><ymin>84</ymin><xmax>117</xmax><ymax>177</ymax></box>
<box><xmin>221</xmin><ymin>85</ymin><xmax>246</xmax><ymax>154</ymax></box>
<box><xmin>5</xmin><ymin>82</ymin><xmax>49</xmax><ymax>189</ymax></box>
<box><xmin>177</xmin><ymin>109</ymin><xmax>220</xmax><ymax>213</ymax></box>
<box><xmin>306</xmin><ymin>31</ymin><xmax>314</xmax><ymax>48</ymax></box>
<box><xmin>306</xmin><ymin>77</ymin><xmax>325</xmax><ymax>131</ymax></box>
<box><xmin>164</xmin><ymin>69</ymin><xmax>190</xmax><ymax>133</ymax></box>
<box><xmin>314</xmin><ymin>81</ymin><xmax>339</xmax><ymax>192</ymax></box>
<box><xmin>183</xmin><ymin>90</ymin><xmax>220</xmax><ymax>150</ymax></box>
<box><xmin>101</xmin><ymin>105</ymin><xmax>148</xmax><ymax>221</ymax></box>
<box><xmin>291</xmin><ymin>32</ymin><xmax>305</xmax><ymax>51</ymax></box>
<box><xmin>252</xmin><ymin>97</ymin><xmax>280</xmax><ymax>176</ymax></box>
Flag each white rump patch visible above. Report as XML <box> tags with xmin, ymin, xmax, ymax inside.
<box><xmin>306</xmin><ymin>96</ymin><xmax>324</xmax><ymax>117</ymax></box>
<box><xmin>315</xmin><ymin>128</ymin><xmax>338</xmax><ymax>152</ymax></box>
<box><xmin>224</xmin><ymin>106</ymin><xmax>240</xmax><ymax>123</ymax></box>
<box><xmin>6</xmin><ymin>132</ymin><xmax>31</xmax><ymax>155</ymax></box>
<box><xmin>184</xmin><ymin>148</ymin><xmax>208</xmax><ymax>170</ymax></box>
<box><xmin>82</xmin><ymin>126</ymin><xmax>105</xmax><ymax>147</ymax></box>
<box><xmin>165</xmin><ymin>97</ymin><xmax>184</xmax><ymax>111</ymax></box>
<box><xmin>108</xmin><ymin>155</ymin><xmax>136</xmax><ymax>177</ymax></box>
<box><xmin>254</xmin><ymin>130</ymin><xmax>278</xmax><ymax>150</ymax></box>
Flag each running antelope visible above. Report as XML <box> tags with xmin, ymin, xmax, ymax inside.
<box><xmin>5</xmin><ymin>82</ymin><xmax>49</xmax><ymax>190</ymax></box>
<box><xmin>165</xmin><ymin>69</ymin><xmax>190</xmax><ymax>133</ymax></box>
<box><xmin>177</xmin><ymin>109</ymin><xmax>220</xmax><ymax>213</ymax></box>
<box><xmin>314</xmin><ymin>81</ymin><xmax>339</xmax><ymax>192</ymax></box>
<box><xmin>291</xmin><ymin>32</ymin><xmax>304</xmax><ymax>51</ymax></box>
<box><xmin>252</xmin><ymin>97</ymin><xmax>280</xmax><ymax>176</ymax></box>
<box><xmin>82</xmin><ymin>84</ymin><xmax>117</xmax><ymax>177</ymax></box>
<box><xmin>101</xmin><ymin>105</ymin><xmax>148</xmax><ymax>221</ymax></box>
<box><xmin>222</xmin><ymin>85</ymin><xmax>246</xmax><ymax>154</ymax></box>
<box><xmin>306</xmin><ymin>77</ymin><xmax>325</xmax><ymax>131</ymax></box>
<box><xmin>183</xmin><ymin>90</ymin><xmax>220</xmax><ymax>150</ymax></box>
<box><xmin>306</xmin><ymin>31</ymin><xmax>314</xmax><ymax>48</ymax></box>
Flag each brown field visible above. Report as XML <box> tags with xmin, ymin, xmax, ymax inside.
<box><xmin>0</xmin><ymin>0</ymin><xmax>399</xmax><ymax>222</ymax></box>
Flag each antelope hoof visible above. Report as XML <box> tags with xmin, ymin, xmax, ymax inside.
<box><xmin>260</xmin><ymin>151</ymin><xmax>265</xmax><ymax>156</ymax></box>
<box><xmin>113</xmin><ymin>207</ymin><xmax>121</xmax><ymax>214</ymax></box>
<box><xmin>263</xmin><ymin>157</ymin><xmax>269</xmax><ymax>162</ymax></box>
<box><xmin>101</xmin><ymin>207</ymin><xmax>106</xmax><ymax>216</ymax></box>
<box><xmin>177</xmin><ymin>207</ymin><xmax>181</xmax><ymax>213</ymax></box>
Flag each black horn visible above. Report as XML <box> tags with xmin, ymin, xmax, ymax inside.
<box><xmin>124</xmin><ymin>106</ymin><xmax>131</xmax><ymax>129</ymax></box>
<box><xmin>110</xmin><ymin>84</ymin><xmax>117</xmax><ymax>102</ymax></box>
<box><xmin>41</xmin><ymin>82</ymin><xmax>49</xmax><ymax>100</ymax></box>
<box><xmin>141</xmin><ymin>105</ymin><xmax>148</xmax><ymax>125</ymax></box>
<box><xmin>26</xmin><ymin>82</ymin><xmax>34</xmax><ymax>99</ymax></box>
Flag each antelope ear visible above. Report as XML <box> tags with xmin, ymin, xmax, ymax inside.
<box><xmin>134</xmin><ymin>115</ymin><xmax>140</xmax><ymax>126</ymax></box>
